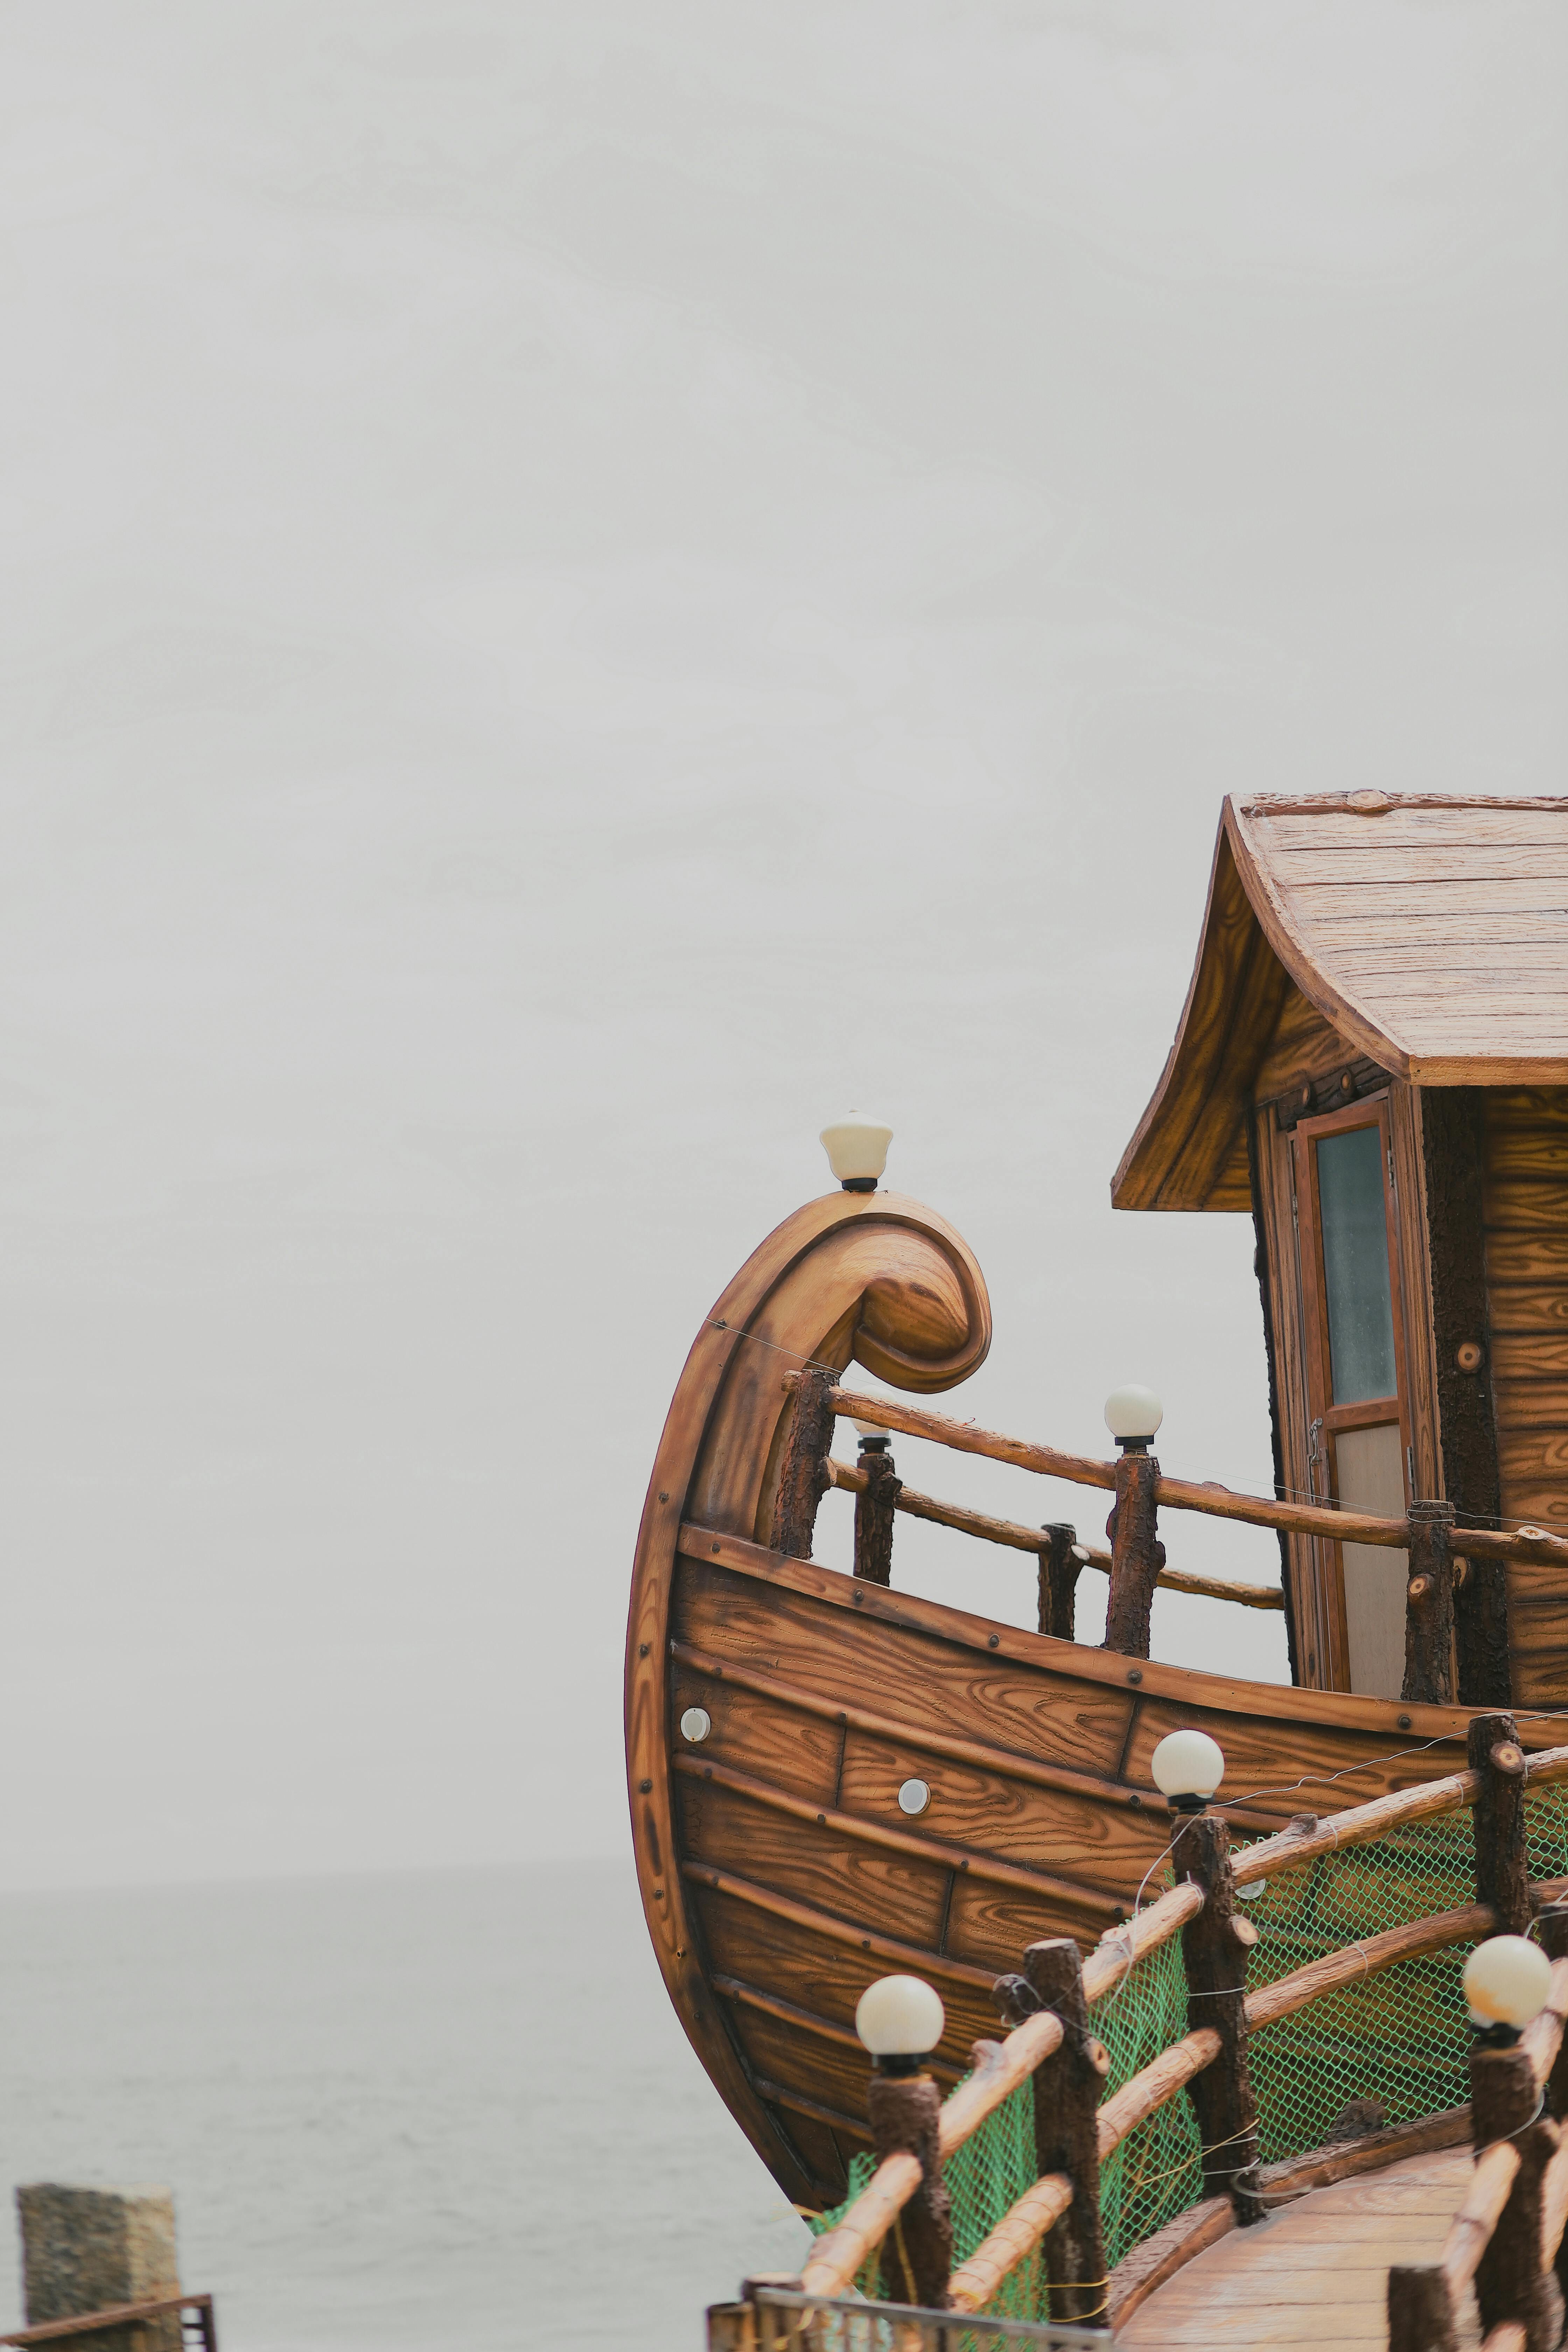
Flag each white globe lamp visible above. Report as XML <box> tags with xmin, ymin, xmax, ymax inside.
<box><xmin>1150</xmin><ymin>1728</ymin><xmax>1226</xmax><ymax>1814</ymax></box>
<box><xmin>855</xmin><ymin>1418</ymin><xmax>892</xmax><ymax>1455</ymax></box>
<box><xmin>1105</xmin><ymin>1384</ymin><xmax>1163</xmax><ymax>1454</ymax></box>
<box><xmin>1463</xmin><ymin>1935</ymin><xmax>1552</xmax><ymax>2044</ymax></box>
<box><xmin>855</xmin><ymin>1974</ymin><xmax>945</xmax><ymax>2074</ymax></box>
<box><xmin>821</xmin><ymin>1113</ymin><xmax>893</xmax><ymax>1193</ymax></box>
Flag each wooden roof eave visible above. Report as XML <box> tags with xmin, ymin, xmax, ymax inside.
<box><xmin>1111</xmin><ymin>803</ymin><xmax>1414</xmax><ymax>1213</ymax></box>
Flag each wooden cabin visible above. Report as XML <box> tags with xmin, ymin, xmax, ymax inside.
<box><xmin>1113</xmin><ymin>790</ymin><xmax>1568</xmax><ymax>1709</ymax></box>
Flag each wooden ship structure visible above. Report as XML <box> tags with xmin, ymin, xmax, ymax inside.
<box><xmin>626</xmin><ymin>793</ymin><xmax>1568</xmax><ymax>2345</ymax></box>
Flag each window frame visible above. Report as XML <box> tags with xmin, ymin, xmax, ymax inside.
<box><xmin>1292</xmin><ymin>1092</ymin><xmax>1412</xmax><ymax>1693</ymax></box>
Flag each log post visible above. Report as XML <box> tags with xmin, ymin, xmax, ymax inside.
<box><xmin>1537</xmin><ymin>1901</ymin><xmax>1568</xmax><ymax>2318</ymax></box>
<box><xmin>1170</xmin><ymin>1811</ymin><xmax>1265</xmax><ymax>2224</ymax></box>
<box><xmin>1103</xmin><ymin>1450</ymin><xmax>1164</xmax><ymax>1660</ymax></box>
<box><xmin>1037</xmin><ymin>1524</ymin><xmax>1081</xmax><ymax>1640</ymax></box>
<box><xmin>1402</xmin><ymin>1499</ymin><xmax>1457</xmax><ymax>1707</ymax></box>
<box><xmin>1537</xmin><ymin>1904</ymin><xmax>1568</xmax><ymax>2121</ymax></box>
<box><xmin>1021</xmin><ymin>1937</ymin><xmax>1110</xmax><ymax>2328</ymax></box>
<box><xmin>1471</xmin><ymin>2042</ymin><xmax>1562</xmax><ymax>2352</ymax></box>
<box><xmin>770</xmin><ymin>1365</ymin><xmax>836</xmax><ymax>1560</ymax></box>
<box><xmin>865</xmin><ymin>2071</ymin><xmax>952</xmax><ymax>2310</ymax></box>
<box><xmin>853</xmin><ymin>1435</ymin><xmax>901</xmax><ymax>1586</ymax></box>
<box><xmin>1469</xmin><ymin>1710</ymin><xmax>1530</xmax><ymax>1935</ymax></box>
<box><xmin>1387</xmin><ymin>2265</ymin><xmax>1460</xmax><ymax>2352</ymax></box>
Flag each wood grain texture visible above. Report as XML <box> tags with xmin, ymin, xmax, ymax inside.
<box><xmin>626</xmin><ymin>1189</ymin><xmax>992</xmax><ymax>2205</ymax></box>
<box><xmin>1120</xmin><ymin>2143</ymin><xmax>1480</xmax><ymax>2349</ymax></box>
<box><xmin>1111</xmin><ymin>819</ymin><xmax>1290</xmax><ymax>1212</ymax></box>
<box><xmin>1119</xmin><ymin>799</ymin><xmax>1568</xmax><ymax>1217</ymax></box>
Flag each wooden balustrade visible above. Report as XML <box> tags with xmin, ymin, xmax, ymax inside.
<box><xmin>790</xmin><ymin>1709</ymin><xmax>1568</xmax><ymax>2335</ymax></box>
<box><xmin>768</xmin><ymin>1369</ymin><xmax>1568</xmax><ymax>1690</ymax></box>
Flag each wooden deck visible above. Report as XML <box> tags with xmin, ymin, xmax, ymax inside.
<box><xmin>1116</xmin><ymin>2145</ymin><xmax>1479</xmax><ymax>2348</ymax></box>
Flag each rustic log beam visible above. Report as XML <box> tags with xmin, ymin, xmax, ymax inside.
<box><xmin>1471</xmin><ymin>1712</ymin><xmax>1531</xmax><ymax>1934</ymax></box>
<box><xmin>852</xmin><ymin>1442</ymin><xmax>900</xmax><ymax>1586</ymax></box>
<box><xmin>1038</xmin><ymin>1523</ymin><xmax>1081</xmax><ymax>1640</ymax></box>
<box><xmin>820</xmin><ymin>1378</ymin><xmax>1568</xmax><ymax>1568</ymax></box>
<box><xmin>800</xmin><ymin>2012</ymin><xmax>1065</xmax><ymax>2302</ymax></box>
<box><xmin>1244</xmin><ymin>1901</ymin><xmax>1494</xmax><ymax>2031</ymax></box>
<box><xmin>1232</xmin><ymin>1746</ymin><xmax>1568</xmax><ymax>1887</ymax></box>
<box><xmin>1404</xmin><ymin>1500</ymin><xmax>1458</xmax><ymax>1706</ymax></box>
<box><xmin>826</xmin><ymin>1459</ymin><xmax>1285</xmax><ymax>1608</ymax></box>
<box><xmin>865</xmin><ymin>2069</ymin><xmax>952</xmax><ymax>2310</ymax></box>
<box><xmin>1021</xmin><ymin>1938</ymin><xmax>1110</xmax><ymax>2327</ymax></box>
<box><xmin>1172</xmin><ymin>1812</ymin><xmax>1264</xmax><ymax>2223</ymax></box>
<box><xmin>1471</xmin><ymin>2043</ymin><xmax>1562</xmax><ymax>2352</ymax></box>
<box><xmin>1104</xmin><ymin>1450</ymin><xmax>1164</xmax><ymax>1659</ymax></box>
<box><xmin>770</xmin><ymin>1363</ymin><xmax>836</xmax><ymax>1559</ymax></box>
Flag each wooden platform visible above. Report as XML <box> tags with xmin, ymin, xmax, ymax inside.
<box><xmin>1116</xmin><ymin>2145</ymin><xmax>1478</xmax><ymax>2348</ymax></box>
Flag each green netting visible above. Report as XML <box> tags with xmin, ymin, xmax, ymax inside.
<box><xmin>808</xmin><ymin>1783</ymin><xmax>1568</xmax><ymax>2325</ymax></box>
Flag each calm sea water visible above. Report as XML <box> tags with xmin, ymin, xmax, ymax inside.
<box><xmin>0</xmin><ymin>1861</ymin><xmax>808</xmax><ymax>2351</ymax></box>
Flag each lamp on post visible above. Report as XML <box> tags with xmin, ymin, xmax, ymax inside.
<box><xmin>1152</xmin><ymin>1729</ymin><xmax>1265</xmax><ymax>2225</ymax></box>
<box><xmin>820</xmin><ymin>1113</ymin><xmax>893</xmax><ymax>1193</ymax></box>
<box><xmin>855</xmin><ymin>1976</ymin><xmax>952</xmax><ymax>2308</ymax></box>
<box><xmin>1151</xmin><ymin>1728</ymin><xmax>1226</xmax><ymax>1815</ymax></box>
<box><xmin>1463</xmin><ymin>1934</ymin><xmax>1552</xmax><ymax>2050</ymax></box>
<box><xmin>1104</xmin><ymin>1384</ymin><xmax>1164</xmax><ymax>1455</ymax></box>
<box><xmin>1102</xmin><ymin>1384</ymin><xmax>1166</xmax><ymax>1659</ymax></box>
<box><xmin>1456</xmin><ymin>1934</ymin><xmax>1558</xmax><ymax>2351</ymax></box>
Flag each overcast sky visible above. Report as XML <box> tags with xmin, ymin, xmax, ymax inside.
<box><xmin>0</xmin><ymin>1</ymin><xmax>1563</xmax><ymax>1889</ymax></box>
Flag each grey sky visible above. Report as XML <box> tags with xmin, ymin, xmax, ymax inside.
<box><xmin>1</xmin><ymin>2</ymin><xmax>1562</xmax><ymax>1887</ymax></box>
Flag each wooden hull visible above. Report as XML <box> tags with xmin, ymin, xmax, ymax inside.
<box><xmin>625</xmin><ymin>1192</ymin><xmax>1484</xmax><ymax>2211</ymax></box>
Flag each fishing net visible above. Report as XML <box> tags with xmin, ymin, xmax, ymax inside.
<box><xmin>807</xmin><ymin>1782</ymin><xmax>1568</xmax><ymax>2325</ymax></box>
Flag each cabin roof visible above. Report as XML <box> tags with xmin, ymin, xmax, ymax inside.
<box><xmin>1112</xmin><ymin>791</ymin><xmax>1568</xmax><ymax>1212</ymax></box>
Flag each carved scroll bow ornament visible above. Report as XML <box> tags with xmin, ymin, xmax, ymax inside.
<box><xmin>680</xmin><ymin>1192</ymin><xmax>993</xmax><ymax>1547</ymax></box>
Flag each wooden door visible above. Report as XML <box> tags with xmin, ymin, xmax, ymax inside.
<box><xmin>1294</xmin><ymin>1096</ymin><xmax>1413</xmax><ymax>1697</ymax></box>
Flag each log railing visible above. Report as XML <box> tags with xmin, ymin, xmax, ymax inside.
<box><xmin>1388</xmin><ymin>1903</ymin><xmax>1568</xmax><ymax>2352</ymax></box>
<box><xmin>776</xmin><ymin>1366</ymin><xmax>1568</xmax><ymax>1703</ymax></box>
<box><xmin>779</xmin><ymin>1716</ymin><xmax>1568</xmax><ymax>2334</ymax></box>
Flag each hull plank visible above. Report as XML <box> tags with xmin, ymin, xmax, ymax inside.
<box><xmin>675</xmin><ymin>1560</ymin><xmax>1135</xmax><ymax>1778</ymax></box>
<box><xmin>834</xmin><ymin>1730</ymin><xmax>1169</xmax><ymax>1899</ymax></box>
<box><xmin>677</xmin><ymin>1776</ymin><xmax>954</xmax><ymax>1948</ymax></box>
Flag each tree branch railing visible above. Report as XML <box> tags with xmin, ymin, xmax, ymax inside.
<box><xmin>773</xmin><ymin>1367</ymin><xmax>1568</xmax><ymax>1701</ymax></box>
<box><xmin>768</xmin><ymin>1722</ymin><xmax>1568</xmax><ymax>2338</ymax></box>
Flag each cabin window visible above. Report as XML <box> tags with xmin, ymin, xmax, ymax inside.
<box><xmin>1294</xmin><ymin>1097</ymin><xmax>1412</xmax><ymax>1699</ymax></box>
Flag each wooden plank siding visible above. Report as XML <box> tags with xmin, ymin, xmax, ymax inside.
<box><xmin>1483</xmin><ymin>1087</ymin><xmax>1568</xmax><ymax>1706</ymax></box>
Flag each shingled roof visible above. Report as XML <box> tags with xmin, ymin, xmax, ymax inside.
<box><xmin>1112</xmin><ymin>792</ymin><xmax>1568</xmax><ymax>1212</ymax></box>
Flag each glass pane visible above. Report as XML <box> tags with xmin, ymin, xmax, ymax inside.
<box><xmin>1316</xmin><ymin>1125</ymin><xmax>1397</xmax><ymax>1403</ymax></box>
<box><xmin>1336</xmin><ymin>1421</ymin><xmax>1407</xmax><ymax>1698</ymax></box>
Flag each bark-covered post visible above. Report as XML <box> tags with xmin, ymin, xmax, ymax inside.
<box><xmin>1103</xmin><ymin>1451</ymin><xmax>1164</xmax><ymax>1659</ymax></box>
<box><xmin>1386</xmin><ymin>2266</ymin><xmax>1460</xmax><ymax>2352</ymax></box>
<box><xmin>1537</xmin><ymin>1903</ymin><xmax>1568</xmax><ymax>2120</ymax></box>
<box><xmin>1037</xmin><ymin>1524</ymin><xmax>1081</xmax><ymax>1640</ymax></box>
<box><xmin>1402</xmin><ymin>1499</ymin><xmax>1457</xmax><ymax>1707</ymax></box>
<box><xmin>1021</xmin><ymin>1937</ymin><xmax>1110</xmax><ymax>2328</ymax></box>
<box><xmin>770</xmin><ymin>1365</ymin><xmax>836</xmax><ymax>1560</ymax></box>
<box><xmin>1469</xmin><ymin>1710</ymin><xmax>1530</xmax><ymax>1934</ymax></box>
<box><xmin>1536</xmin><ymin>1900</ymin><xmax>1568</xmax><ymax>2319</ymax></box>
<box><xmin>1471</xmin><ymin>2042</ymin><xmax>1561</xmax><ymax>2352</ymax></box>
<box><xmin>866</xmin><ymin>2072</ymin><xmax>952</xmax><ymax>2310</ymax></box>
<box><xmin>1170</xmin><ymin>1812</ymin><xmax>1265</xmax><ymax>2223</ymax></box>
<box><xmin>853</xmin><ymin>1430</ymin><xmax>900</xmax><ymax>1586</ymax></box>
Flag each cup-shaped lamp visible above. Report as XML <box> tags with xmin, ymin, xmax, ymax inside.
<box><xmin>1105</xmin><ymin>1384</ymin><xmax>1163</xmax><ymax>1453</ymax></box>
<box><xmin>1463</xmin><ymin>1934</ymin><xmax>1552</xmax><ymax>2044</ymax></box>
<box><xmin>1150</xmin><ymin>1728</ymin><xmax>1225</xmax><ymax>1813</ymax></box>
<box><xmin>821</xmin><ymin>1113</ymin><xmax>893</xmax><ymax>1192</ymax></box>
<box><xmin>854</xmin><ymin>1418</ymin><xmax>892</xmax><ymax>1455</ymax></box>
<box><xmin>855</xmin><ymin>1974</ymin><xmax>945</xmax><ymax>2075</ymax></box>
